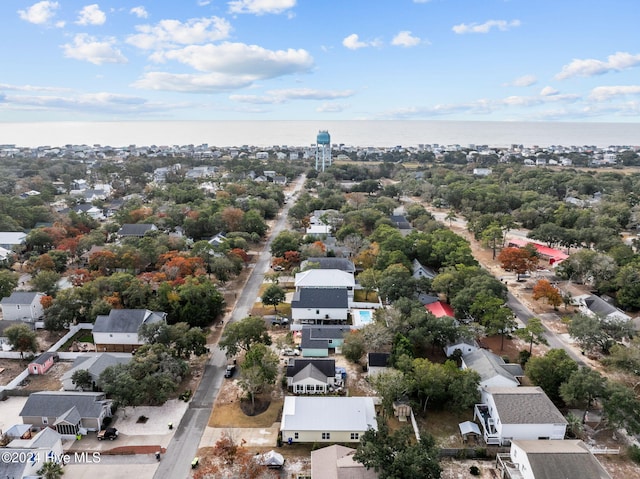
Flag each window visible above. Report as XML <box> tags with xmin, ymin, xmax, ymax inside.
<box><xmin>294</xmin><ymin>432</ymin><xmax>299</xmax><ymax>439</ymax></box>
<box><xmin>316</xmin><ymin>385</ymin><xmax>324</xmax><ymax>391</ymax></box>
<box><xmin>350</xmin><ymin>433</ymin><xmax>359</xmax><ymax>440</ymax></box>
<box><xmin>322</xmin><ymin>432</ymin><xmax>331</xmax><ymax>440</ymax></box>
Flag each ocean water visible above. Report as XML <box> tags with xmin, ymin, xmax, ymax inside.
<box><xmin>0</xmin><ymin>120</ymin><xmax>639</xmax><ymax>149</ymax></box>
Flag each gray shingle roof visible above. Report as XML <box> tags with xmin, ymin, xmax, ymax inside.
<box><xmin>19</xmin><ymin>391</ymin><xmax>109</xmax><ymax>419</ymax></box>
<box><xmin>117</xmin><ymin>223</ymin><xmax>157</xmax><ymax>236</ymax></box>
<box><xmin>513</xmin><ymin>440</ymin><xmax>612</xmax><ymax>479</ymax></box>
<box><xmin>487</xmin><ymin>387</ymin><xmax>567</xmax><ymax>425</ymax></box>
<box><xmin>367</xmin><ymin>352</ymin><xmax>390</xmax><ymax>368</ymax></box>
<box><xmin>291</xmin><ymin>288</ymin><xmax>348</xmax><ymax>309</ymax></box>
<box><xmin>300</xmin><ymin>326</ymin><xmax>351</xmax><ymax>349</ymax></box>
<box><xmin>1</xmin><ymin>291</ymin><xmax>42</xmax><ymax>305</ymax></box>
<box><xmin>287</xmin><ymin>359</ymin><xmax>335</xmax><ymax>379</ymax></box>
<box><xmin>93</xmin><ymin>309</ymin><xmax>165</xmax><ymax>334</ymax></box>
<box><xmin>464</xmin><ymin>349</ymin><xmax>523</xmax><ymax>384</ymax></box>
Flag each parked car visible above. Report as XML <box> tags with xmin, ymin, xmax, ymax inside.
<box><xmin>265</xmin><ymin>315</ymin><xmax>289</xmax><ymax>326</ymax></box>
<box><xmin>281</xmin><ymin>347</ymin><xmax>300</xmax><ymax>356</ymax></box>
<box><xmin>97</xmin><ymin>427</ymin><xmax>119</xmax><ymax>441</ymax></box>
<box><xmin>224</xmin><ymin>364</ymin><xmax>236</xmax><ymax>378</ymax></box>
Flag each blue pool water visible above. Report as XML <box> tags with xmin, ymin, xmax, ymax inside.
<box><xmin>358</xmin><ymin>310</ymin><xmax>373</xmax><ymax>324</ymax></box>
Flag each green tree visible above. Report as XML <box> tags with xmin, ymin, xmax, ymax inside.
<box><xmin>238</xmin><ymin>343</ymin><xmax>279</xmax><ymax>414</ymax></box>
<box><xmin>270</xmin><ymin>231</ymin><xmax>301</xmax><ymax>257</ymax></box>
<box><xmin>5</xmin><ymin>323</ymin><xmax>38</xmax><ymax>354</ymax></box>
<box><xmin>515</xmin><ymin>317</ymin><xmax>549</xmax><ymax>354</ymax></box>
<box><xmin>30</xmin><ymin>270</ymin><xmax>61</xmax><ymax>296</ymax></box>
<box><xmin>218</xmin><ymin>316</ymin><xmax>271</xmax><ymax>358</ymax></box>
<box><xmin>71</xmin><ymin>369</ymin><xmax>93</xmax><ymax>391</ymax></box>
<box><xmin>354</xmin><ymin>423</ymin><xmax>442</xmax><ymax>479</ymax></box>
<box><xmin>480</xmin><ymin>223</ymin><xmax>504</xmax><ymax>259</ymax></box>
<box><xmin>525</xmin><ymin>349</ymin><xmax>578</xmax><ymax>404</ymax></box>
<box><xmin>559</xmin><ymin>367</ymin><xmax>606</xmax><ymax>411</ymax></box>
<box><xmin>0</xmin><ymin>269</ymin><xmax>19</xmax><ymax>299</ymax></box>
<box><xmin>602</xmin><ymin>381</ymin><xmax>640</xmax><ymax>435</ymax></box>
<box><xmin>369</xmin><ymin>369</ymin><xmax>411</xmax><ymax>418</ymax></box>
<box><xmin>261</xmin><ymin>283</ymin><xmax>286</xmax><ymax>314</ymax></box>
<box><xmin>342</xmin><ymin>329</ymin><xmax>366</xmax><ymax>364</ymax></box>
<box><xmin>37</xmin><ymin>461</ymin><xmax>65</xmax><ymax>479</ymax></box>
<box><xmin>357</xmin><ymin>268</ymin><xmax>380</xmax><ymax>301</ymax></box>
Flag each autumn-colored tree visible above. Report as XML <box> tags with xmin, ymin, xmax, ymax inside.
<box><xmin>57</xmin><ymin>236</ymin><xmax>80</xmax><ymax>256</ymax></box>
<box><xmin>32</xmin><ymin>254</ymin><xmax>56</xmax><ymax>272</ymax></box>
<box><xmin>497</xmin><ymin>246</ymin><xmax>538</xmax><ymax>280</ymax></box>
<box><xmin>221</xmin><ymin>206</ymin><xmax>245</xmax><ymax>232</ymax></box>
<box><xmin>229</xmin><ymin>248</ymin><xmax>249</xmax><ymax>263</ymax></box>
<box><xmin>283</xmin><ymin>250</ymin><xmax>301</xmax><ymax>268</ymax></box>
<box><xmin>68</xmin><ymin>268</ymin><xmax>93</xmax><ymax>286</ymax></box>
<box><xmin>158</xmin><ymin>251</ymin><xmax>206</xmax><ymax>279</ymax></box>
<box><xmin>40</xmin><ymin>295</ymin><xmax>53</xmax><ymax>309</ymax></box>
<box><xmin>354</xmin><ymin>242</ymin><xmax>380</xmax><ymax>270</ymax></box>
<box><xmin>88</xmin><ymin>250</ymin><xmax>117</xmax><ymax>275</ymax></box>
<box><xmin>128</xmin><ymin>206</ymin><xmax>153</xmax><ymax>223</ymax></box>
<box><xmin>532</xmin><ymin>279</ymin><xmax>562</xmax><ymax>310</ymax></box>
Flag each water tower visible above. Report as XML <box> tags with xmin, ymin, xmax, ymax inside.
<box><xmin>315</xmin><ymin>130</ymin><xmax>332</xmax><ymax>171</ymax></box>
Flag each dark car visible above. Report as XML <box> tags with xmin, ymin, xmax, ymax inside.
<box><xmin>97</xmin><ymin>427</ymin><xmax>119</xmax><ymax>441</ymax></box>
<box><xmin>224</xmin><ymin>364</ymin><xmax>236</xmax><ymax>378</ymax></box>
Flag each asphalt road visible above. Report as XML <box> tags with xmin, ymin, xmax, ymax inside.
<box><xmin>153</xmin><ymin>174</ymin><xmax>306</xmax><ymax>479</ymax></box>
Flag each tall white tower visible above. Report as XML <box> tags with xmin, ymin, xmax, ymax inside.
<box><xmin>315</xmin><ymin>130</ymin><xmax>331</xmax><ymax>171</ymax></box>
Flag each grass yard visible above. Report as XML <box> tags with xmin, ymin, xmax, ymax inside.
<box><xmin>208</xmin><ymin>397</ymin><xmax>283</xmax><ymax>428</ymax></box>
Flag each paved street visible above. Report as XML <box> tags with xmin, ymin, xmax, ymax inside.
<box><xmin>153</xmin><ymin>174</ymin><xmax>305</xmax><ymax>479</ymax></box>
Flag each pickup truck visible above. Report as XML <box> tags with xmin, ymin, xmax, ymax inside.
<box><xmin>224</xmin><ymin>364</ymin><xmax>236</xmax><ymax>378</ymax></box>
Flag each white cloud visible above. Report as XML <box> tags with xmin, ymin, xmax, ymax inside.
<box><xmin>590</xmin><ymin>85</ymin><xmax>640</xmax><ymax>101</ymax></box>
<box><xmin>413</xmin><ymin>0</ymin><xmax>432</xmax><ymax>3</ymax></box>
<box><xmin>134</xmin><ymin>43</ymin><xmax>313</xmax><ymax>93</ymax></box>
<box><xmin>540</xmin><ymin>86</ymin><xmax>559</xmax><ymax>96</ymax></box>
<box><xmin>505</xmin><ymin>75</ymin><xmax>537</xmax><ymax>87</ymax></box>
<box><xmin>126</xmin><ymin>17</ymin><xmax>232</xmax><ymax>50</ymax></box>
<box><xmin>391</xmin><ymin>31</ymin><xmax>422</xmax><ymax>48</ymax></box>
<box><xmin>317</xmin><ymin>102</ymin><xmax>348</xmax><ymax>113</ymax></box>
<box><xmin>76</xmin><ymin>4</ymin><xmax>107</xmax><ymax>26</ymax></box>
<box><xmin>132</xmin><ymin>71</ymin><xmax>258</xmax><ymax>92</ymax></box>
<box><xmin>130</xmin><ymin>6</ymin><xmax>148</xmax><ymax>19</ymax></box>
<box><xmin>154</xmin><ymin>42</ymin><xmax>313</xmax><ymax>76</ymax></box>
<box><xmin>18</xmin><ymin>1</ymin><xmax>59</xmax><ymax>25</ymax></box>
<box><xmin>342</xmin><ymin>33</ymin><xmax>380</xmax><ymax>50</ymax></box>
<box><xmin>198</xmin><ymin>1</ymin><xmax>211</xmax><ymax>5</ymax></box>
<box><xmin>62</xmin><ymin>34</ymin><xmax>127</xmax><ymax>65</ymax></box>
<box><xmin>0</xmin><ymin>83</ymin><xmax>70</xmax><ymax>93</ymax></box>
<box><xmin>228</xmin><ymin>0</ymin><xmax>296</xmax><ymax>15</ymax></box>
<box><xmin>452</xmin><ymin>19</ymin><xmax>521</xmax><ymax>34</ymax></box>
<box><xmin>231</xmin><ymin>88</ymin><xmax>354</xmax><ymax>104</ymax></box>
<box><xmin>555</xmin><ymin>52</ymin><xmax>640</xmax><ymax>80</ymax></box>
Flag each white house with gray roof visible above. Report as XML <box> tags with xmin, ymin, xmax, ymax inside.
<box><xmin>462</xmin><ymin>349</ymin><xmax>523</xmax><ymax>389</ymax></box>
<box><xmin>0</xmin><ymin>427</ymin><xmax>64</xmax><ymax>479</ymax></box>
<box><xmin>291</xmin><ymin>288</ymin><xmax>349</xmax><ymax>325</ymax></box>
<box><xmin>93</xmin><ymin>309</ymin><xmax>166</xmax><ymax>352</ymax></box>
<box><xmin>572</xmin><ymin>293</ymin><xmax>631</xmax><ymax>322</ymax></box>
<box><xmin>19</xmin><ymin>391</ymin><xmax>112</xmax><ymax>436</ymax></box>
<box><xmin>497</xmin><ymin>440</ymin><xmax>612</xmax><ymax>479</ymax></box>
<box><xmin>61</xmin><ymin>352</ymin><xmax>132</xmax><ymax>390</ymax></box>
<box><xmin>280</xmin><ymin>396</ymin><xmax>377</xmax><ymax>444</ymax></box>
<box><xmin>0</xmin><ymin>231</ymin><xmax>27</xmax><ymax>250</ymax></box>
<box><xmin>0</xmin><ymin>291</ymin><xmax>45</xmax><ymax>322</ymax></box>
<box><xmin>474</xmin><ymin>387</ymin><xmax>567</xmax><ymax>446</ymax></box>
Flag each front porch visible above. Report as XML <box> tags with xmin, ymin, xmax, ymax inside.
<box><xmin>496</xmin><ymin>453</ymin><xmax>525</xmax><ymax>479</ymax></box>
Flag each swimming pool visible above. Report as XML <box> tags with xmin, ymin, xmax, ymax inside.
<box><xmin>353</xmin><ymin>309</ymin><xmax>374</xmax><ymax>328</ymax></box>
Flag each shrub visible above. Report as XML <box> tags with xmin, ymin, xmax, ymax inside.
<box><xmin>629</xmin><ymin>445</ymin><xmax>640</xmax><ymax>464</ymax></box>
<box><xmin>474</xmin><ymin>447</ymin><xmax>487</xmax><ymax>458</ymax></box>
<box><xmin>469</xmin><ymin>465</ymin><xmax>481</xmax><ymax>476</ymax></box>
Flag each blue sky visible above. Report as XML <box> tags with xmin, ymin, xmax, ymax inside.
<box><xmin>2</xmin><ymin>0</ymin><xmax>640</xmax><ymax>122</ymax></box>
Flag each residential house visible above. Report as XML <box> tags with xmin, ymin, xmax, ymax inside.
<box><xmin>116</xmin><ymin>223</ymin><xmax>158</xmax><ymax>238</ymax></box>
<box><xmin>0</xmin><ymin>231</ymin><xmax>27</xmax><ymax>250</ymax></box>
<box><xmin>286</xmin><ymin>358</ymin><xmax>339</xmax><ymax>394</ymax></box>
<box><xmin>473</xmin><ymin>387</ymin><xmax>568</xmax><ymax>446</ymax></box>
<box><xmin>280</xmin><ymin>396</ymin><xmax>377</xmax><ymax>444</ymax></box>
<box><xmin>61</xmin><ymin>352</ymin><xmax>132</xmax><ymax>390</ymax></box>
<box><xmin>300</xmin><ymin>325</ymin><xmax>351</xmax><ymax>357</ymax></box>
<box><xmin>0</xmin><ymin>427</ymin><xmax>64</xmax><ymax>479</ymax></box>
<box><xmin>462</xmin><ymin>349</ymin><xmax>523</xmax><ymax>389</ymax></box>
<box><xmin>93</xmin><ymin>309</ymin><xmax>166</xmax><ymax>352</ymax></box>
<box><xmin>300</xmin><ymin>257</ymin><xmax>356</xmax><ymax>274</ymax></box>
<box><xmin>306</xmin><ymin>209</ymin><xmax>338</xmax><ymax>235</ymax></box>
<box><xmin>496</xmin><ymin>440</ymin><xmax>612</xmax><ymax>479</ymax></box>
<box><xmin>291</xmin><ymin>288</ymin><xmax>349</xmax><ymax>325</ymax></box>
<box><xmin>28</xmin><ymin>352</ymin><xmax>57</xmax><ymax>375</ymax></box>
<box><xmin>273</xmin><ymin>175</ymin><xmax>287</xmax><ymax>185</ymax></box>
<box><xmin>294</xmin><ymin>269</ymin><xmax>355</xmax><ymax>298</ymax></box>
<box><xmin>311</xmin><ymin>444</ymin><xmax>379</xmax><ymax>479</ymax></box>
<box><xmin>0</xmin><ymin>292</ymin><xmax>46</xmax><ymax>322</ymax></box>
<box><xmin>412</xmin><ymin>258</ymin><xmax>436</xmax><ymax>280</ymax></box>
<box><xmin>389</xmin><ymin>215</ymin><xmax>412</xmax><ymax>235</ymax></box>
<box><xmin>367</xmin><ymin>352</ymin><xmax>391</xmax><ymax>377</ymax></box>
<box><xmin>572</xmin><ymin>293</ymin><xmax>631</xmax><ymax>322</ymax></box>
<box><xmin>19</xmin><ymin>391</ymin><xmax>113</xmax><ymax>435</ymax></box>
<box><xmin>208</xmin><ymin>232</ymin><xmax>227</xmax><ymax>248</ymax></box>
<box><xmin>62</xmin><ymin>202</ymin><xmax>105</xmax><ymax>221</ymax></box>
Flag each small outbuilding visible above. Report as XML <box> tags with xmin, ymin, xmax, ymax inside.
<box><xmin>28</xmin><ymin>352</ymin><xmax>57</xmax><ymax>375</ymax></box>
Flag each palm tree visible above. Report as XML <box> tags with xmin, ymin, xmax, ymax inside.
<box><xmin>38</xmin><ymin>461</ymin><xmax>65</xmax><ymax>479</ymax></box>
<box><xmin>444</xmin><ymin>209</ymin><xmax>457</xmax><ymax>226</ymax></box>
